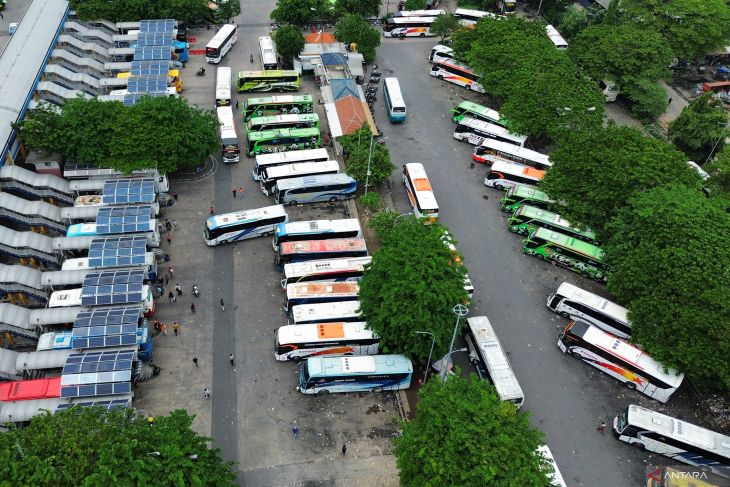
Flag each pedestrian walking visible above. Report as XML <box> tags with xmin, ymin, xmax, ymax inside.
<box><xmin>203</xmin><ymin>387</ymin><xmax>210</xmax><ymax>399</ymax></box>
<box><xmin>173</xmin><ymin>322</ymin><xmax>180</xmax><ymax>336</ymax></box>
<box><xmin>168</xmin><ymin>291</ymin><xmax>175</xmax><ymax>303</ymax></box>
<box><xmin>220</xmin><ymin>299</ymin><xmax>225</xmax><ymax>311</ymax></box>
<box><xmin>235</xmin><ymin>100</ymin><xmax>239</xmax><ymax>109</ymax></box>
<box><xmin>165</xmin><ymin>219</ymin><xmax>172</xmax><ymax>231</ymax></box>
<box><xmin>161</xmin><ymin>323</ymin><xmax>168</xmax><ymax>336</ymax></box>
<box><xmin>167</xmin><ymin>266</ymin><xmax>174</xmax><ymax>277</ymax></box>
<box><xmin>238</xmin><ymin>187</ymin><xmax>244</xmax><ymax>197</ymax></box>
<box><xmin>175</xmin><ymin>283</ymin><xmax>182</xmax><ymax>295</ymax></box>
<box><xmin>668</xmin><ymin>97</ymin><xmax>673</xmax><ymax>105</ymax></box>
<box><xmin>166</xmin><ymin>233</ymin><xmax>172</xmax><ymax>244</ymax></box>
<box><xmin>172</xmin><ymin>219</ymin><xmax>177</xmax><ymax>229</ymax></box>
<box><xmin>232</xmin><ymin>187</ymin><xmax>237</xmax><ymax>198</ymax></box>
<box><xmin>193</xmin><ymin>357</ymin><xmax>199</xmax><ymax>367</ymax></box>
<box><xmin>341</xmin><ymin>444</ymin><xmax>347</xmax><ymax>455</ymax></box>
<box><xmin>292</xmin><ymin>424</ymin><xmax>299</xmax><ymax>439</ymax></box>
<box><xmin>190</xmin><ymin>303</ymin><xmax>196</xmax><ymax>313</ymax></box>
<box><xmin>210</xmin><ymin>206</ymin><xmax>215</xmax><ymax>215</ymax></box>
<box><xmin>596</xmin><ymin>421</ymin><xmax>606</xmax><ymax>434</ymax></box>
<box><xmin>229</xmin><ymin>353</ymin><xmax>235</xmax><ymax>366</ymax></box>
<box><xmin>165</xmin><ymin>275</ymin><xmax>169</xmax><ymax>286</ymax></box>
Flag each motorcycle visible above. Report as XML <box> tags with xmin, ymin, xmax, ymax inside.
<box><xmin>192</xmin><ymin>285</ymin><xmax>200</xmax><ymax>297</ymax></box>
<box><xmin>196</xmin><ymin>67</ymin><xmax>206</xmax><ymax>77</ymax></box>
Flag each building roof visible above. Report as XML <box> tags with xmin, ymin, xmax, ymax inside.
<box><xmin>330</xmin><ymin>79</ymin><xmax>360</xmax><ymax>101</ymax></box>
<box><xmin>305</xmin><ymin>32</ymin><xmax>337</xmax><ymax>44</ymax></box>
<box><xmin>333</xmin><ymin>96</ymin><xmax>377</xmax><ymax>136</ymax></box>
<box><xmin>321</xmin><ymin>53</ymin><xmax>348</xmax><ymax>67</ymax></box>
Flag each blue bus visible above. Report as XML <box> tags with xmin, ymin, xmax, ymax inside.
<box><xmin>383</xmin><ymin>77</ymin><xmax>406</xmax><ymax>122</ymax></box>
<box><xmin>298</xmin><ymin>354</ymin><xmax>413</xmax><ymax>395</ymax></box>
<box><xmin>273</xmin><ymin>174</ymin><xmax>357</xmax><ymax>206</ymax></box>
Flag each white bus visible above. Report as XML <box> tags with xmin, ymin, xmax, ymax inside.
<box><xmin>428</xmin><ymin>44</ymin><xmax>453</xmax><ymax>63</ymax></box>
<box><xmin>260</xmin><ymin>160</ymin><xmax>340</xmax><ymax>196</ymax></box>
<box><xmin>402</xmin><ymin>163</ymin><xmax>439</xmax><ymax>222</ymax></box>
<box><xmin>273</xmin><ymin>218</ymin><xmax>361</xmax><ymax>251</ymax></box>
<box><xmin>217</xmin><ymin>106</ymin><xmax>240</xmax><ymax>164</ymax></box>
<box><xmin>204</xmin><ymin>205</ymin><xmax>288</xmax><ymax>246</ymax></box>
<box><xmin>430</xmin><ymin>59</ymin><xmax>485</xmax><ymax>93</ymax></box>
<box><xmin>454</xmin><ymin>117</ymin><xmax>527</xmax><ymax>147</ymax></box>
<box><xmin>274</xmin><ymin>174</ymin><xmax>358</xmax><ymax>206</ymax></box>
<box><xmin>454</xmin><ymin>8</ymin><xmax>500</xmax><ymax>26</ymax></box>
<box><xmin>558</xmin><ymin>321</ymin><xmax>684</xmax><ymax>403</ymax></box>
<box><xmin>484</xmin><ymin>160</ymin><xmax>545</xmax><ymax>190</ymax></box>
<box><xmin>275</xmin><ymin>322</ymin><xmax>378</xmax><ymax>362</ymax></box>
<box><xmin>206</xmin><ymin>24</ymin><xmax>237</xmax><ymax>63</ymax></box>
<box><xmin>48</xmin><ymin>286</ymin><xmax>155</xmax><ymax>317</ymax></box>
<box><xmin>464</xmin><ymin>316</ymin><xmax>525</xmax><ymax>408</ymax></box>
<box><xmin>547</xmin><ymin>282</ymin><xmax>631</xmax><ymax>338</ymax></box>
<box><xmin>276</xmin><ymin>238</ymin><xmax>368</xmax><ymax>270</ymax></box>
<box><xmin>298</xmin><ymin>355</ymin><xmax>413</xmax><ymax>395</ymax></box>
<box><xmin>252</xmin><ymin>148</ymin><xmax>329</xmax><ymax>181</ymax></box>
<box><xmin>440</xmin><ymin>232</ymin><xmax>475</xmax><ymax>299</ymax></box>
<box><xmin>215</xmin><ymin>66</ymin><xmax>232</xmax><ymax>107</ymax></box>
<box><xmin>285</xmin><ymin>281</ymin><xmax>360</xmax><ymax>311</ymax></box>
<box><xmin>291</xmin><ymin>301</ymin><xmax>362</xmax><ymax>325</ymax></box>
<box><xmin>535</xmin><ymin>446</ymin><xmax>568</xmax><ymax>487</ymax></box>
<box><xmin>383</xmin><ymin>17</ymin><xmax>436</xmax><ymax>38</ymax></box>
<box><xmin>394</xmin><ymin>9</ymin><xmax>445</xmax><ymax>17</ymax></box>
<box><xmin>280</xmin><ymin>256</ymin><xmax>372</xmax><ymax>289</ymax></box>
<box><xmin>546</xmin><ymin>25</ymin><xmax>568</xmax><ymax>49</ymax></box>
<box><xmin>614</xmin><ymin>404</ymin><xmax>730</xmax><ymax>474</ymax></box>
<box><xmin>258</xmin><ymin>35</ymin><xmax>278</xmax><ymax>70</ymax></box>
<box><xmin>383</xmin><ymin>77</ymin><xmax>406</xmax><ymax>123</ymax></box>
<box><xmin>473</xmin><ymin>139</ymin><xmax>551</xmax><ymax>170</ymax></box>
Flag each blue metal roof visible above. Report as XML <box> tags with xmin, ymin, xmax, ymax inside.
<box><xmin>330</xmin><ymin>79</ymin><xmax>359</xmax><ymax>101</ymax></box>
<box><xmin>320</xmin><ymin>53</ymin><xmax>347</xmax><ymax>66</ymax></box>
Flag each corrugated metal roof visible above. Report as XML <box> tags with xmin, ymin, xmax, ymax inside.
<box><xmin>0</xmin><ymin>398</ymin><xmax>63</xmax><ymax>423</ymax></box>
<box><xmin>330</xmin><ymin>79</ymin><xmax>359</xmax><ymax>101</ymax></box>
<box><xmin>29</xmin><ymin>307</ymin><xmax>82</xmax><ymax>326</ymax></box>
<box><xmin>321</xmin><ymin>53</ymin><xmax>347</xmax><ymax>66</ymax></box>
<box><xmin>60</xmin><ymin>206</ymin><xmax>101</xmax><ymax>220</ymax></box>
<box><xmin>305</xmin><ymin>32</ymin><xmax>337</xmax><ymax>44</ymax></box>
<box><xmin>0</xmin><ymin>349</ymin><xmax>19</xmax><ymax>378</ymax></box>
<box><xmin>50</xmin><ymin>236</ymin><xmax>97</xmax><ymax>251</ymax></box>
<box><xmin>0</xmin><ymin>264</ymin><xmax>43</xmax><ymax>289</ymax></box>
<box><xmin>334</xmin><ymin>96</ymin><xmax>375</xmax><ymax>135</ymax></box>
<box><xmin>16</xmin><ymin>349</ymin><xmax>72</xmax><ymax>371</ymax></box>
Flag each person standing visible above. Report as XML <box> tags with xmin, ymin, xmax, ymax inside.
<box><xmin>172</xmin><ymin>219</ymin><xmax>177</xmax><ymax>230</ymax></box>
<box><xmin>190</xmin><ymin>303</ymin><xmax>196</xmax><ymax>313</ymax></box>
<box><xmin>173</xmin><ymin>322</ymin><xmax>180</xmax><ymax>336</ymax></box>
<box><xmin>161</xmin><ymin>323</ymin><xmax>168</xmax><ymax>336</ymax></box>
<box><xmin>203</xmin><ymin>387</ymin><xmax>210</xmax><ymax>399</ymax></box>
<box><xmin>341</xmin><ymin>443</ymin><xmax>347</xmax><ymax>455</ymax></box>
<box><xmin>229</xmin><ymin>353</ymin><xmax>235</xmax><ymax>366</ymax></box>
<box><xmin>167</xmin><ymin>266</ymin><xmax>174</xmax><ymax>277</ymax></box>
<box><xmin>235</xmin><ymin>100</ymin><xmax>239</xmax><ymax>109</ymax></box>
<box><xmin>596</xmin><ymin>421</ymin><xmax>607</xmax><ymax>434</ymax></box>
<box><xmin>238</xmin><ymin>187</ymin><xmax>244</xmax><ymax>197</ymax></box>
<box><xmin>168</xmin><ymin>291</ymin><xmax>175</xmax><ymax>303</ymax></box>
<box><xmin>175</xmin><ymin>283</ymin><xmax>182</xmax><ymax>295</ymax></box>
<box><xmin>232</xmin><ymin>187</ymin><xmax>237</xmax><ymax>198</ymax></box>
<box><xmin>210</xmin><ymin>206</ymin><xmax>215</xmax><ymax>215</ymax></box>
<box><xmin>193</xmin><ymin>357</ymin><xmax>199</xmax><ymax>367</ymax></box>
<box><xmin>292</xmin><ymin>424</ymin><xmax>299</xmax><ymax>439</ymax></box>
<box><xmin>220</xmin><ymin>299</ymin><xmax>225</xmax><ymax>311</ymax></box>
<box><xmin>166</xmin><ymin>233</ymin><xmax>172</xmax><ymax>244</ymax></box>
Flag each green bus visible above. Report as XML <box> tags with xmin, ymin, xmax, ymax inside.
<box><xmin>499</xmin><ymin>184</ymin><xmax>556</xmax><ymax>213</ymax></box>
<box><xmin>236</xmin><ymin>70</ymin><xmax>301</xmax><ymax>93</ymax></box>
<box><xmin>521</xmin><ymin>226</ymin><xmax>609</xmax><ymax>281</ymax></box>
<box><xmin>451</xmin><ymin>101</ymin><xmax>505</xmax><ymax>126</ymax></box>
<box><xmin>247</xmin><ymin>113</ymin><xmax>320</xmax><ymax>133</ymax></box>
<box><xmin>246</xmin><ymin>127</ymin><xmax>321</xmax><ymax>156</ymax></box>
<box><xmin>508</xmin><ymin>205</ymin><xmax>597</xmax><ymax>243</ymax></box>
<box><xmin>243</xmin><ymin>94</ymin><xmax>314</xmax><ymax>121</ymax></box>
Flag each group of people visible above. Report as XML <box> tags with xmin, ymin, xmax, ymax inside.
<box><xmin>152</xmin><ymin>319</ymin><xmax>180</xmax><ymax>336</ymax></box>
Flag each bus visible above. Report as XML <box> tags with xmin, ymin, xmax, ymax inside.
<box><xmin>394</xmin><ymin>9</ymin><xmax>445</xmax><ymax>16</ymax></box>
<box><xmin>474</xmin><ymin>139</ymin><xmax>551</xmax><ymax>169</ymax></box>
<box><xmin>276</xmin><ymin>238</ymin><xmax>368</xmax><ymax>270</ymax></box>
<box><xmin>559</xmin><ymin>322</ymin><xmax>684</xmax><ymax>402</ymax></box>
<box><xmin>275</xmin><ymin>322</ymin><xmax>378</xmax><ymax>362</ymax></box>
<box><xmin>66</xmin><ymin>223</ymin><xmax>161</xmax><ymax>247</ymax></box>
<box><xmin>246</xmin><ymin>127</ymin><xmax>320</xmax><ymax>156</ymax></box>
<box><xmin>508</xmin><ymin>205</ymin><xmax>597</xmax><ymax>243</ymax></box>
<box><xmin>62</xmin><ymin>253</ymin><xmax>157</xmax><ymax>281</ymax></box>
<box><xmin>454</xmin><ymin>117</ymin><xmax>527</xmax><ymax>147</ymax></box>
<box><xmin>298</xmin><ymin>355</ymin><xmax>413</xmax><ymax>395</ymax></box>
<box><xmin>454</xmin><ymin>9</ymin><xmax>499</xmax><ymax>26</ymax></box>
<box><xmin>273</xmin><ymin>218</ymin><xmax>361</xmax><ymax>251</ymax></box>
<box><xmin>280</xmin><ymin>256</ymin><xmax>372</xmax><ymax>289</ymax></box>
<box><xmin>291</xmin><ymin>301</ymin><xmax>362</xmax><ymax>325</ymax></box>
<box><xmin>464</xmin><ymin>316</ymin><xmax>525</xmax><ymax>408</ymax></box>
<box><xmin>274</xmin><ymin>174</ymin><xmax>358</xmax><ymax>206</ymax></box>
<box><xmin>429</xmin><ymin>44</ymin><xmax>454</xmax><ymax>64</ymax></box>
<box><xmin>546</xmin><ymin>25</ymin><xmax>568</xmax><ymax>49</ymax></box>
<box><xmin>496</xmin><ymin>0</ymin><xmax>517</xmax><ymax>14</ymax></box>
<box><xmin>440</xmin><ymin>231</ymin><xmax>475</xmax><ymax>299</ymax></box>
<box><xmin>536</xmin><ymin>446</ymin><xmax>568</xmax><ymax>487</ymax></box>
<box><xmin>402</xmin><ymin>163</ymin><xmax>439</xmax><ymax>222</ymax></box>
<box><xmin>243</xmin><ymin>94</ymin><xmax>314</xmax><ymax>121</ymax></box>
<box><xmin>253</xmin><ymin>148</ymin><xmax>329</xmax><ymax>181</ymax></box>
<box><xmin>615</xmin><ymin>405</ymin><xmax>730</xmax><ymax>475</ymax></box>
<box><xmin>285</xmin><ymin>282</ymin><xmax>360</xmax><ymax>311</ymax></box>
<box><xmin>203</xmin><ymin>205</ymin><xmax>288</xmax><ymax>246</ymax></box>
<box><xmin>500</xmin><ymin>184</ymin><xmax>556</xmax><ymax>213</ymax></box>
<box><xmin>206</xmin><ymin>24</ymin><xmax>237</xmax><ymax>63</ymax></box>
<box><xmin>236</xmin><ymin>70</ymin><xmax>301</xmax><ymax>93</ymax></box>
<box><xmin>246</xmin><ymin>113</ymin><xmax>320</xmax><ymax>132</ymax></box>
<box><xmin>484</xmin><ymin>160</ymin><xmax>545</xmax><ymax>190</ymax></box>
<box><xmin>259</xmin><ymin>35</ymin><xmax>278</xmax><ymax>70</ymax></box>
<box><xmin>383</xmin><ymin>78</ymin><xmax>407</xmax><ymax>122</ymax></box>
<box><xmin>217</xmin><ymin>106</ymin><xmax>240</xmax><ymax>164</ymax></box>
<box><xmin>260</xmin><ymin>160</ymin><xmax>339</xmax><ymax>196</ymax></box>
<box><xmin>547</xmin><ymin>282</ymin><xmax>631</xmax><ymax>338</ymax></box>
<box><xmin>430</xmin><ymin>60</ymin><xmax>485</xmax><ymax>93</ymax></box>
<box><xmin>451</xmin><ymin>101</ymin><xmax>503</xmax><ymax>126</ymax></box>
<box><xmin>522</xmin><ymin>227</ymin><xmax>609</xmax><ymax>281</ymax></box>
<box><xmin>383</xmin><ymin>17</ymin><xmax>437</xmax><ymax>38</ymax></box>
<box><xmin>215</xmin><ymin>66</ymin><xmax>231</xmax><ymax>107</ymax></box>
<box><xmin>48</xmin><ymin>286</ymin><xmax>155</xmax><ymax>317</ymax></box>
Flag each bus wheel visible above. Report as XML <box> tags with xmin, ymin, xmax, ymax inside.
<box><xmin>419</xmin><ymin>33</ymin><xmax>425</xmax><ymax>38</ymax></box>
<box><xmin>494</xmin><ymin>183</ymin><xmax>504</xmax><ymax>190</ymax></box>
<box><xmin>570</xmin><ymin>351</ymin><xmax>582</xmax><ymax>360</ymax></box>
<box><xmin>580</xmin><ymin>271</ymin><xmax>590</xmax><ymax>279</ymax></box>
<box><xmin>632</xmin><ymin>442</ymin><xmax>645</xmax><ymax>450</ymax></box>
<box><xmin>292</xmin><ymin>356</ymin><xmax>303</xmax><ymax>363</ymax></box>
<box><xmin>559</xmin><ymin>311</ymin><xmax>571</xmax><ymax>319</ymax></box>
<box><xmin>437</xmin><ymin>74</ymin><xmax>444</xmax><ymax>80</ymax></box>
<box><xmin>466</xmin><ymin>84</ymin><xmax>472</xmax><ymax>90</ymax></box>
<box><xmin>373</xmin><ymin>386</ymin><xmax>383</xmax><ymax>393</ymax></box>
<box><xmin>288</xmin><ymin>200</ymin><xmax>298</xmax><ymax>206</ymax></box>
<box><xmin>625</xmin><ymin>382</ymin><xmax>637</xmax><ymax>390</ymax></box>
<box><xmin>329</xmin><ymin>196</ymin><xmax>338</xmax><ymax>202</ymax></box>
<box><xmin>535</xmin><ymin>254</ymin><xmax>545</xmax><ymax>261</ymax></box>
<box><xmin>317</xmin><ymin>389</ymin><xmax>330</xmax><ymax>396</ymax></box>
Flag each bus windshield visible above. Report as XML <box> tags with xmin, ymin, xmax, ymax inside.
<box><xmin>206</xmin><ymin>24</ymin><xmax>237</xmax><ymax>63</ymax></box>
<box><xmin>243</xmin><ymin>94</ymin><xmax>314</xmax><ymax>121</ymax></box>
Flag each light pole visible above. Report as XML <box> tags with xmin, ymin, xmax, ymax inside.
<box><xmin>414</xmin><ymin>330</ymin><xmax>435</xmax><ymax>383</ymax></box>
<box><xmin>441</xmin><ymin>304</ymin><xmax>469</xmax><ymax>383</ymax></box>
<box><xmin>393</xmin><ymin>212</ymin><xmax>413</xmax><ymax>224</ymax></box>
<box><xmin>364</xmin><ymin>135</ymin><xmax>374</xmax><ymax>195</ymax></box>
<box><xmin>704</xmin><ymin>122</ymin><xmax>728</xmax><ymax>164</ymax></box>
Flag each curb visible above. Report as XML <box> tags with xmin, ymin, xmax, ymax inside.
<box><xmin>169</xmin><ymin>155</ymin><xmax>218</xmax><ymax>182</ymax></box>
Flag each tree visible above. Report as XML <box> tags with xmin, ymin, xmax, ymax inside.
<box><xmin>359</xmin><ymin>215</ymin><xmax>469</xmax><ymax>361</ymax></box>
<box><xmin>334</xmin><ymin>14</ymin><xmax>381</xmax><ymax>63</ymax></box>
<box><xmin>338</xmin><ymin>125</ymin><xmax>395</xmax><ymax>187</ymax></box>
<box><xmin>335</xmin><ymin>0</ymin><xmax>380</xmax><ymax>18</ymax></box>
<box><xmin>540</xmin><ymin>124</ymin><xmax>702</xmax><ymax>237</ymax></box>
<box><xmin>621</xmin><ymin>79</ymin><xmax>668</xmax><ymax>120</ymax></box>
<box><xmin>604</xmin><ymin>184</ymin><xmax>730</xmax><ymax>390</ymax></box>
<box><xmin>0</xmin><ymin>407</ymin><xmax>237</xmax><ymax>486</ymax></box>
<box><xmin>71</xmin><ymin>0</ymin><xmax>211</xmax><ymax>23</ymax></box>
<box><xmin>621</xmin><ymin>0</ymin><xmax>730</xmax><ymax>60</ymax></box>
<box><xmin>705</xmin><ymin>145</ymin><xmax>730</xmax><ymax>198</ymax></box>
<box><xmin>271</xmin><ymin>0</ymin><xmax>327</xmax><ymax>25</ymax></box>
<box><xmin>394</xmin><ymin>374</ymin><xmax>551</xmax><ymax>487</ymax></box>
<box><xmin>668</xmin><ymin>93</ymin><xmax>728</xmax><ymax>161</ymax></box>
<box><xmin>557</xmin><ymin>5</ymin><xmax>590</xmax><ymax>41</ymax></box>
<box><xmin>405</xmin><ymin>0</ymin><xmax>427</xmax><ymax>10</ymax></box>
<box><xmin>212</xmin><ymin>0</ymin><xmax>241</xmax><ymax>23</ymax></box>
<box><xmin>273</xmin><ymin>25</ymin><xmax>306</xmax><ymax>67</ymax></box>
<box><xmin>430</xmin><ymin>14</ymin><xmax>460</xmax><ymax>41</ymax></box>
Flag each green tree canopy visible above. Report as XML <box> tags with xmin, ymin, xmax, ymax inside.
<box><xmin>359</xmin><ymin>214</ymin><xmax>469</xmax><ymax>361</ymax></box>
<box><xmin>338</xmin><ymin>125</ymin><xmax>395</xmax><ymax>188</ymax></box>
<box><xmin>0</xmin><ymin>407</ymin><xmax>237</xmax><ymax>486</ymax></box>
<box><xmin>705</xmin><ymin>145</ymin><xmax>730</xmax><ymax>198</ymax></box>
<box><xmin>335</xmin><ymin>14</ymin><xmax>381</xmax><ymax>63</ymax></box>
<box><xmin>621</xmin><ymin>0</ymin><xmax>730</xmax><ymax>60</ymax></box>
<box><xmin>668</xmin><ymin>93</ymin><xmax>728</xmax><ymax>161</ymax></box>
<box><xmin>71</xmin><ymin>0</ymin><xmax>211</xmax><ymax>23</ymax></box>
<box><xmin>271</xmin><ymin>0</ymin><xmax>329</xmax><ymax>25</ymax></box>
<box><xmin>405</xmin><ymin>0</ymin><xmax>428</xmax><ymax>9</ymax></box>
<box><xmin>621</xmin><ymin>78</ymin><xmax>668</xmax><ymax>120</ymax></box>
<box><xmin>272</xmin><ymin>25</ymin><xmax>306</xmax><ymax>67</ymax></box>
<box><xmin>604</xmin><ymin>184</ymin><xmax>730</xmax><ymax>390</ymax></box>
<box><xmin>430</xmin><ymin>14</ymin><xmax>461</xmax><ymax>41</ymax></box>
<box><xmin>394</xmin><ymin>374</ymin><xmax>551</xmax><ymax>487</ymax></box>
<box><xmin>540</xmin><ymin>124</ymin><xmax>702</xmax><ymax>237</ymax></box>
<box><xmin>16</xmin><ymin>97</ymin><xmax>219</xmax><ymax>174</ymax></box>
<box><xmin>335</xmin><ymin>0</ymin><xmax>381</xmax><ymax>18</ymax></box>
<box><xmin>212</xmin><ymin>0</ymin><xmax>241</xmax><ymax>23</ymax></box>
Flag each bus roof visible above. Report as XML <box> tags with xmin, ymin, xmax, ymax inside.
<box><xmin>255</xmin><ymin>148</ymin><xmax>329</xmax><ymax>166</ymax></box>
<box><xmin>238</xmin><ymin>69</ymin><xmax>298</xmax><ymax>78</ymax></box>
<box><xmin>286</xmin><ymin>281</ymin><xmax>360</xmax><ymax>298</ymax></box>
<box><xmin>248</xmin><ymin>113</ymin><xmax>319</xmax><ymax>125</ymax></box>
<box><xmin>245</xmin><ymin>94</ymin><xmax>313</xmax><ymax>106</ymax></box>
<box><xmin>490</xmin><ymin>160</ymin><xmax>545</xmax><ymax>181</ymax></box>
<box><xmin>403</xmin><ymin>163</ymin><xmax>438</xmax><ymax>210</ymax></box>
<box><xmin>434</xmin><ymin>59</ymin><xmax>476</xmax><ymax>74</ymax></box>
<box><xmin>281</xmin><ymin>238</ymin><xmax>367</xmax><ymax>256</ymax></box>
<box><xmin>207</xmin><ymin>24</ymin><xmax>236</xmax><ymax>48</ymax></box>
<box><xmin>277</xmin><ymin>322</ymin><xmax>374</xmax><ymax>344</ymax></box>
<box><xmin>395</xmin><ymin>9</ymin><xmax>445</xmax><ymax>16</ymax></box>
<box><xmin>507</xmin><ymin>184</ymin><xmax>553</xmax><ymax>202</ymax></box>
<box><xmin>479</xmin><ymin>139</ymin><xmax>550</xmax><ymax>166</ymax></box>
<box><xmin>206</xmin><ymin>205</ymin><xmax>287</xmax><ymax>230</ymax></box>
<box><xmin>455</xmin><ymin>101</ymin><xmax>500</xmax><ymax>121</ymax></box>
<box><xmin>283</xmin><ymin>256</ymin><xmax>372</xmax><ymax>277</ymax></box>
<box><xmin>388</xmin><ymin>16</ymin><xmax>437</xmax><ymax>24</ymax></box>
<box><xmin>555</xmin><ymin>282</ymin><xmax>629</xmax><ymax>324</ymax></box>
<box><xmin>455</xmin><ymin>8</ymin><xmax>492</xmax><ymax>17</ymax></box>
<box><xmin>515</xmin><ymin>205</ymin><xmax>596</xmax><ymax>239</ymax></box>
<box><xmin>460</xmin><ymin>117</ymin><xmax>527</xmax><ymax>145</ymax></box>
<box><xmin>276</xmin><ymin>218</ymin><xmax>361</xmax><ymax>238</ymax></box>
<box><xmin>306</xmin><ymin>354</ymin><xmax>413</xmax><ymax>376</ymax></box>
<box><xmin>384</xmin><ymin>78</ymin><xmax>405</xmax><ymax>107</ymax></box>
<box><xmin>49</xmin><ymin>287</ymin><xmax>83</xmax><ymax>307</ymax></box>
<box><xmin>570</xmin><ymin>321</ymin><xmax>684</xmax><ymax>387</ymax></box>
<box><xmin>247</xmin><ymin>126</ymin><xmax>319</xmax><ymax>141</ymax></box>
<box><xmin>466</xmin><ymin>316</ymin><xmax>524</xmax><ymax>400</ymax></box>
<box><xmin>625</xmin><ymin>404</ymin><xmax>730</xmax><ymax>454</ymax></box>
<box><xmin>431</xmin><ymin>44</ymin><xmax>453</xmax><ymax>53</ymax></box>
<box><xmin>67</xmin><ymin>223</ymin><xmax>97</xmax><ymax>237</ymax></box>
<box><xmin>292</xmin><ymin>300</ymin><xmax>362</xmax><ymax>322</ymax></box>
<box><xmin>275</xmin><ymin>173</ymin><xmax>355</xmax><ymax>191</ymax></box>
<box><xmin>531</xmin><ymin>227</ymin><xmax>604</xmax><ymax>261</ymax></box>
<box><xmin>263</xmin><ymin>160</ymin><xmax>338</xmax><ymax>180</ymax></box>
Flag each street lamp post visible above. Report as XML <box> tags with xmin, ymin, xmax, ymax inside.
<box><xmin>441</xmin><ymin>304</ymin><xmax>469</xmax><ymax>383</ymax></box>
<box><xmin>414</xmin><ymin>330</ymin><xmax>435</xmax><ymax>383</ymax></box>
<box><xmin>705</xmin><ymin>122</ymin><xmax>728</xmax><ymax>164</ymax></box>
<box><xmin>364</xmin><ymin>136</ymin><xmax>374</xmax><ymax>195</ymax></box>
<box><xmin>393</xmin><ymin>212</ymin><xmax>413</xmax><ymax>224</ymax></box>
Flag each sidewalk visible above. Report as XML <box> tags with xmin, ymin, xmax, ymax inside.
<box><xmin>656</xmin><ymin>80</ymin><xmax>690</xmax><ymax>130</ymax></box>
